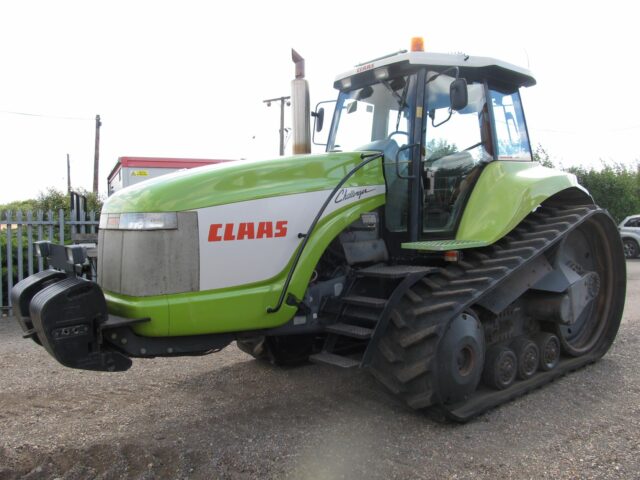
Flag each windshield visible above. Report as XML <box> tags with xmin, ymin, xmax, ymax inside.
<box><xmin>327</xmin><ymin>75</ymin><xmax>417</xmax><ymax>232</ymax></box>
<box><xmin>328</xmin><ymin>75</ymin><xmax>415</xmax><ymax>152</ymax></box>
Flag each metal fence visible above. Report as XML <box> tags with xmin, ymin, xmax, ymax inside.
<box><xmin>1</xmin><ymin>209</ymin><xmax>99</xmax><ymax>316</ymax></box>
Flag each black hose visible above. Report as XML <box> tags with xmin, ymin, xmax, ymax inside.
<box><xmin>267</xmin><ymin>152</ymin><xmax>384</xmax><ymax>313</ymax></box>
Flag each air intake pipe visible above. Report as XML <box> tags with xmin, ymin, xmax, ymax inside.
<box><xmin>291</xmin><ymin>49</ymin><xmax>311</xmax><ymax>154</ymax></box>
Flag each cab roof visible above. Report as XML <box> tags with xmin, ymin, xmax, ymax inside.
<box><xmin>334</xmin><ymin>50</ymin><xmax>536</xmax><ymax>91</ymax></box>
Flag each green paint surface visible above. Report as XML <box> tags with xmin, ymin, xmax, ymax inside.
<box><xmin>103</xmin><ymin>153</ymin><xmax>382</xmax><ymax>213</ymax></box>
<box><xmin>456</xmin><ymin>161</ymin><xmax>584</xmax><ymax>244</ymax></box>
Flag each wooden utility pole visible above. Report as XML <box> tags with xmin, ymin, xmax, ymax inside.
<box><xmin>67</xmin><ymin>153</ymin><xmax>71</xmax><ymax>193</ymax></box>
<box><xmin>263</xmin><ymin>96</ymin><xmax>290</xmax><ymax>156</ymax></box>
<box><xmin>93</xmin><ymin>114</ymin><xmax>102</xmax><ymax>194</ymax></box>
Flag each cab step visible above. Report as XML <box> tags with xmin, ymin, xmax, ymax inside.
<box><xmin>341</xmin><ymin>295</ymin><xmax>387</xmax><ymax>308</ymax></box>
<box><xmin>326</xmin><ymin>323</ymin><xmax>373</xmax><ymax>339</ymax></box>
<box><xmin>357</xmin><ymin>264</ymin><xmax>435</xmax><ymax>279</ymax></box>
<box><xmin>309</xmin><ymin>352</ymin><xmax>360</xmax><ymax>369</ymax></box>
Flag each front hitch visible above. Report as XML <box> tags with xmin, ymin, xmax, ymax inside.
<box><xmin>13</xmin><ymin>274</ymin><xmax>132</xmax><ymax>372</ymax></box>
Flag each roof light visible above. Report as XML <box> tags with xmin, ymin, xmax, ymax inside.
<box><xmin>374</xmin><ymin>68</ymin><xmax>389</xmax><ymax>80</ymax></box>
<box><xmin>411</xmin><ymin>37</ymin><xmax>425</xmax><ymax>52</ymax></box>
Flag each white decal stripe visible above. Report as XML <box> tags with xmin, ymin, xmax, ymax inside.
<box><xmin>196</xmin><ymin>185</ymin><xmax>385</xmax><ymax>290</ymax></box>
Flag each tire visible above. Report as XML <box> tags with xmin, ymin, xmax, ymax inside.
<box><xmin>551</xmin><ymin>214</ymin><xmax>626</xmax><ymax>357</ymax></box>
<box><xmin>623</xmin><ymin>238</ymin><xmax>639</xmax><ymax>259</ymax></box>
<box><xmin>237</xmin><ymin>335</ymin><xmax>317</xmax><ymax>366</ymax></box>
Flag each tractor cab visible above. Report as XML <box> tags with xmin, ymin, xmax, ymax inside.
<box><xmin>322</xmin><ymin>40</ymin><xmax>535</xmax><ymax>248</ymax></box>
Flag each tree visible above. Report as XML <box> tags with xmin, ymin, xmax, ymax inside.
<box><xmin>1</xmin><ymin>188</ymin><xmax>104</xmax><ymax>215</ymax></box>
<box><xmin>426</xmin><ymin>138</ymin><xmax>458</xmax><ymax>159</ymax></box>
<box><xmin>532</xmin><ymin>144</ymin><xmax>555</xmax><ymax>168</ymax></box>
<box><xmin>566</xmin><ymin>162</ymin><xmax>640</xmax><ymax>223</ymax></box>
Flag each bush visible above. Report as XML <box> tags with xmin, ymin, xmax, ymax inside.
<box><xmin>532</xmin><ymin>145</ymin><xmax>639</xmax><ymax>223</ymax></box>
<box><xmin>566</xmin><ymin>163</ymin><xmax>640</xmax><ymax>223</ymax></box>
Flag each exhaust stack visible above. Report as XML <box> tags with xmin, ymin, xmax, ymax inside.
<box><xmin>291</xmin><ymin>49</ymin><xmax>311</xmax><ymax>154</ymax></box>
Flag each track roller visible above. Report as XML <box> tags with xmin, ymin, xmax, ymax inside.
<box><xmin>483</xmin><ymin>345</ymin><xmax>517</xmax><ymax>390</ymax></box>
<box><xmin>511</xmin><ymin>337</ymin><xmax>539</xmax><ymax>380</ymax></box>
<box><xmin>536</xmin><ymin>332</ymin><xmax>560</xmax><ymax>371</ymax></box>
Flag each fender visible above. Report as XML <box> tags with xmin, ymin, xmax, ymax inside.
<box><xmin>455</xmin><ymin>161</ymin><xmax>593</xmax><ymax>246</ymax></box>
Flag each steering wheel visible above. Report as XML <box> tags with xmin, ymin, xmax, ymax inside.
<box><xmin>387</xmin><ymin>131</ymin><xmax>409</xmax><ymax>141</ymax></box>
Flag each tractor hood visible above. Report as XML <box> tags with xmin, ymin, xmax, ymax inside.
<box><xmin>103</xmin><ymin>152</ymin><xmax>383</xmax><ymax>213</ymax></box>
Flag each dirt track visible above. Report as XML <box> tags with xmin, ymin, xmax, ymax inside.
<box><xmin>1</xmin><ymin>261</ymin><xmax>639</xmax><ymax>479</ymax></box>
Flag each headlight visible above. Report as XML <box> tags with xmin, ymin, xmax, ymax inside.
<box><xmin>65</xmin><ymin>245</ymin><xmax>87</xmax><ymax>265</ymax></box>
<box><xmin>99</xmin><ymin>212</ymin><xmax>178</xmax><ymax>230</ymax></box>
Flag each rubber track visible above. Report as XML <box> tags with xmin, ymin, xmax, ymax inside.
<box><xmin>369</xmin><ymin>204</ymin><xmax>604</xmax><ymax>421</ymax></box>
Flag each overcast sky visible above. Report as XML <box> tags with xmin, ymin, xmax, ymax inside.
<box><xmin>1</xmin><ymin>0</ymin><xmax>638</xmax><ymax>204</ymax></box>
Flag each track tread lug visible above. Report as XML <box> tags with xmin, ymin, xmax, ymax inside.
<box><xmin>377</xmin><ymin>337</ymin><xmax>404</xmax><ymax>363</ymax></box>
<box><xmin>395</xmin><ymin>324</ymin><xmax>440</xmax><ymax>349</ymax></box>
<box><xmin>406</xmin><ymin>389</ymin><xmax>436</xmax><ymax>409</ymax></box>
<box><xmin>369</xmin><ymin>368</ymin><xmax>404</xmax><ymax>395</ymax></box>
<box><xmin>431</xmin><ymin>288</ymin><xmax>475</xmax><ymax>298</ymax></box>
<box><xmin>413</xmin><ymin>301</ymin><xmax>456</xmax><ymax>316</ymax></box>
<box><xmin>394</xmin><ymin>357</ymin><xmax>433</xmax><ymax>383</ymax></box>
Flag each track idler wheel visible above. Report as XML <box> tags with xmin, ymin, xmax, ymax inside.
<box><xmin>511</xmin><ymin>337</ymin><xmax>539</xmax><ymax>380</ymax></box>
<box><xmin>436</xmin><ymin>312</ymin><xmax>485</xmax><ymax>404</ymax></box>
<box><xmin>483</xmin><ymin>345</ymin><xmax>517</xmax><ymax>390</ymax></box>
<box><xmin>550</xmin><ymin>215</ymin><xmax>626</xmax><ymax>358</ymax></box>
<box><xmin>536</xmin><ymin>332</ymin><xmax>561</xmax><ymax>371</ymax></box>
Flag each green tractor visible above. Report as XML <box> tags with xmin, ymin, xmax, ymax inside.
<box><xmin>11</xmin><ymin>39</ymin><xmax>626</xmax><ymax>421</ymax></box>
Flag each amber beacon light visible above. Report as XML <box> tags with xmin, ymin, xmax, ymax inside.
<box><xmin>411</xmin><ymin>37</ymin><xmax>425</xmax><ymax>52</ymax></box>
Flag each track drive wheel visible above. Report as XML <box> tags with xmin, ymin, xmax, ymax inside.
<box><xmin>237</xmin><ymin>335</ymin><xmax>317</xmax><ymax>366</ymax></box>
<box><xmin>550</xmin><ymin>214</ymin><xmax>626</xmax><ymax>358</ymax></box>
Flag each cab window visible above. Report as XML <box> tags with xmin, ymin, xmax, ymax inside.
<box><xmin>490</xmin><ymin>90</ymin><xmax>531</xmax><ymax>160</ymax></box>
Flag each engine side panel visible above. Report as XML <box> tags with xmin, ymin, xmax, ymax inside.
<box><xmin>106</xmin><ymin>195</ymin><xmax>385</xmax><ymax>337</ymax></box>
<box><xmin>195</xmin><ymin>186</ymin><xmax>384</xmax><ymax>291</ymax></box>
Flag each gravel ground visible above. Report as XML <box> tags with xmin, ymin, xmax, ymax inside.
<box><xmin>1</xmin><ymin>261</ymin><xmax>639</xmax><ymax>480</ymax></box>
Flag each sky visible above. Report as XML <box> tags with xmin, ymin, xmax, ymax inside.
<box><xmin>1</xmin><ymin>0</ymin><xmax>638</xmax><ymax>204</ymax></box>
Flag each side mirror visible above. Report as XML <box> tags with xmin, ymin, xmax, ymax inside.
<box><xmin>313</xmin><ymin>107</ymin><xmax>325</xmax><ymax>132</ymax></box>
<box><xmin>450</xmin><ymin>78</ymin><xmax>468</xmax><ymax>111</ymax></box>
<box><xmin>312</xmin><ymin>100</ymin><xmax>335</xmax><ymax>147</ymax></box>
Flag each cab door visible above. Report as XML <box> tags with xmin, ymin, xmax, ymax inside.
<box><xmin>417</xmin><ymin>74</ymin><xmax>494</xmax><ymax>240</ymax></box>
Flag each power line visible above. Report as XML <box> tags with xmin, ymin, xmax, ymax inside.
<box><xmin>532</xmin><ymin>125</ymin><xmax>640</xmax><ymax>135</ymax></box>
<box><xmin>0</xmin><ymin>109</ymin><xmax>93</xmax><ymax>121</ymax></box>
